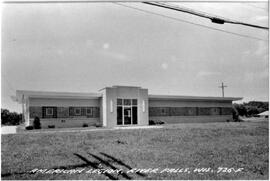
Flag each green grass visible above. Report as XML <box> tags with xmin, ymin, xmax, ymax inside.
<box><xmin>1</xmin><ymin>121</ymin><xmax>269</xmax><ymax>180</ymax></box>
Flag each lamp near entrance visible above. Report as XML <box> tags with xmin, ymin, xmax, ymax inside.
<box><xmin>110</xmin><ymin>100</ymin><xmax>113</xmax><ymax>113</ymax></box>
<box><xmin>142</xmin><ymin>100</ymin><xmax>145</xmax><ymax>112</ymax></box>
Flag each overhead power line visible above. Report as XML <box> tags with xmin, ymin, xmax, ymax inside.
<box><xmin>245</xmin><ymin>3</ymin><xmax>268</xmax><ymax>11</ymax></box>
<box><xmin>143</xmin><ymin>2</ymin><xmax>269</xmax><ymax>30</ymax></box>
<box><xmin>115</xmin><ymin>3</ymin><xmax>267</xmax><ymax>42</ymax></box>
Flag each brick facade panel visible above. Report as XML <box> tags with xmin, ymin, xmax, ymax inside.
<box><xmin>29</xmin><ymin>106</ymin><xmax>42</xmax><ymax>118</ymax></box>
<box><xmin>92</xmin><ymin>107</ymin><xmax>100</xmax><ymax>118</ymax></box>
<box><xmin>57</xmin><ymin>107</ymin><xmax>69</xmax><ymax>118</ymax></box>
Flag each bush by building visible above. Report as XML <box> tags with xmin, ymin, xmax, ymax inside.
<box><xmin>1</xmin><ymin>109</ymin><xmax>23</xmax><ymax>125</ymax></box>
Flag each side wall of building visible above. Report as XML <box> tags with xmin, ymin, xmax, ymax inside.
<box><xmin>149</xmin><ymin>99</ymin><xmax>233</xmax><ymax>123</ymax></box>
<box><xmin>29</xmin><ymin>98</ymin><xmax>101</xmax><ymax>128</ymax></box>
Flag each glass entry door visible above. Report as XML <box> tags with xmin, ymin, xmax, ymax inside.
<box><xmin>117</xmin><ymin>98</ymin><xmax>138</xmax><ymax>126</ymax></box>
<box><xmin>124</xmin><ymin>107</ymin><xmax>132</xmax><ymax>125</ymax></box>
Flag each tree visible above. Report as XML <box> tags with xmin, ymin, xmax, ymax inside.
<box><xmin>247</xmin><ymin>107</ymin><xmax>259</xmax><ymax>116</ymax></box>
<box><xmin>232</xmin><ymin>105</ymin><xmax>240</xmax><ymax>121</ymax></box>
<box><xmin>33</xmin><ymin>117</ymin><xmax>41</xmax><ymax>129</ymax></box>
<box><xmin>233</xmin><ymin>104</ymin><xmax>247</xmax><ymax>116</ymax></box>
<box><xmin>1</xmin><ymin>109</ymin><xmax>23</xmax><ymax>125</ymax></box>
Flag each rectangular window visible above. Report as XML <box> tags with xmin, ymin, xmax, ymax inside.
<box><xmin>74</xmin><ymin>107</ymin><xmax>81</xmax><ymax>116</ymax></box>
<box><xmin>132</xmin><ymin>99</ymin><xmax>138</xmax><ymax>105</ymax></box>
<box><xmin>187</xmin><ymin>107</ymin><xmax>197</xmax><ymax>116</ymax></box>
<box><xmin>221</xmin><ymin>107</ymin><xmax>232</xmax><ymax>115</ymax></box>
<box><xmin>86</xmin><ymin>107</ymin><xmax>92</xmax><ymax>116</ymax></box>
<box><xmin>124</xmin><ymin>99</ymin><xmax>131</xmax><ymax>106</ymax></box>
<box><xmin>117</xmin><ymin>106</ymin><xmax>123</xmax><ymax>125</ymax></box>
<box><xmin>211</xmin><ymin>107</ymin><xmax>221</xmax><ymax>115</ymax></box>
<box><xmin>161</xmin><ymin>108</ymin><xmax>166</xmax><ymax>115</ymax></box>
<box><xmin>117</xmin><ymin>99</ymin><xmax>122</xmax><ymax>106</ymax></box>
<box><xmin>42</xmin><ymin>107</ymin><xmax>57</xmax><ymax>118</ymax></box>
<box><xmin>198</xmin><ymin>107</ymin><xmax>211</xmax><ymax>115</ymax></box>
<box><xmin>132</xmin><ymin>106</ymin><xmax>137</xmax><ymax>124</ymax></box>
<box><xmin>46</xmin><ymin>108</ymin><xmax>53</xmax><ymax>116</ymax></box>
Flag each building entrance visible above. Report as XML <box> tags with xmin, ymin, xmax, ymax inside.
<box><xmin>117</xmin><ymin>98</ymin><xmax>138</xmax><ymax>125</ymax></box>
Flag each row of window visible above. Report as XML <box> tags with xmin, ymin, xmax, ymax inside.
<box><xmin>149</xmin><ymin>107</ymin><xmax>232</xmax><ymax>117</ymax></box>
<box><xmin>36</xmin><ymin>107</ymin><xmax>99</xmax><ymax>118</ymax></box>
<box><xmin>117</xmin><ymin>99</ymin><xmax>138</xmax><ymax>106</ymax></box>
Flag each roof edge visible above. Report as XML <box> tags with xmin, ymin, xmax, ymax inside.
<box><xmin>149</xmin><ymin>94</ymin><xmax>243</xmax><ymax>101</ymax></box>
<box><xmin>15</xmin><ymin>90</ymin><xmax>102</xmax><ymax>103</ymax></box>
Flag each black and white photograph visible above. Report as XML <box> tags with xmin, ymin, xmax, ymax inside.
<box><xmin>1</xmin><ymin>0</ymin><xmax>269</xmax><ymax>180</ymax></box>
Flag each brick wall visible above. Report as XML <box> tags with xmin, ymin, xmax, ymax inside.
<box><xmin>29</xmin><ymin>107</ymin><xmax>42</xmax><ymax>118</ymax></box>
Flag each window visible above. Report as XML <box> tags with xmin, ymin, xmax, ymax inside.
<box><xmin>74</xmin><ymin>107</ymin><xmax>81</xmax><ymax>116</ymax></box>
<box><xmin>132</xmin><ymin>106</ymin><xmax>138</xmax><ymax>124</ymax></box>
<box><xmin>161</xmin><ymin>108</ymin><xmax>166</xmax><ymax>115</ymax></box>
<box><xmin>117</xmin><ymin>99</ymin><xmax>122</xmax><ymax>106</ymax></box>
<box><xmin>132</xmin><ymin>99</ymin><xmax>137</xmax><ymax>105</ymax></box>
<box><xmin>117</xmin><ymin>106</ymin><xmax>123</xmax><ymax>125</ymax></box>
<box><xmin>42</xmin><ymin>107</ymin><xmax>57</xmax><ymax>118</ymax></box>
<box><xmin>210</xmin><ymin>107</ymin><xmax>221</xmax><ymax>115</ymax></box>
<box><xmin>124</xmin><ymin>99</ymin><xmax>131</xmax><ymax>106</ymax></box>
<box><xmin>46</xmin><ymin>108</ymin><xmax>53</xmax><ymax>116</ymax></box>
<box><xmin>86</xmin><ymin>107</ymin><xmax>92</xmax><ymax>116</ymax></box>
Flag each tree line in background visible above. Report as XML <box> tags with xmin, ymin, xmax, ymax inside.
<box><xmin>233</xmin><ymin>101</ymin><xmax>269</xmax><ymax>117</ymax></box>
<box><xmin>1</xmin><ymin>109</ymin><xmax>23</xmax><ymax>125</ymax></box>
<box><xmin>1</xmin><ymin>101</ymin><xmax>269</xmax><ymax>125</ymax></box>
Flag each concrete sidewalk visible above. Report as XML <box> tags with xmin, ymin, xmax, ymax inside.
<box><xmin>1</xmin><ymin>126</ymin><xmax>18</xmax><ymax>134</ymax></box>
<box><xmin>3</xmin><ymin>125</ymin><xmax>164</xmax><ymax>135</ymax></box>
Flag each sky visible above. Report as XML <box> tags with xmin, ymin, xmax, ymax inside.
<box><xmin>1</xmin><ymin>1</ymin><xmax>269</xmax><ymax>112</ymax></box>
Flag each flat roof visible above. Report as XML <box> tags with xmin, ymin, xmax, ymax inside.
<box><xmin>16</xmin><ymin>90</ymin><xmax>102</xmax><ymax>103</ymax></box>
<box><xmin>149</xmin><ymin>94</ymin><xmax>242</xmax><ymax>101</ymax></box>
<box><xmin>99</xmin><ymin>85</ymin><xmax>143</xmax><ymax>91</ymax></box>
<box><xmin>15</xmin><ymin>89</ymin><xmax>242</xmax><ymax>103</ymax></box>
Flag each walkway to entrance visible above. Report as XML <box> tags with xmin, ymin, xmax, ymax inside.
<box><xmin>114</xmin><ymin>125</ymin><xmax>163</xmax><ymax>130</ymax></box>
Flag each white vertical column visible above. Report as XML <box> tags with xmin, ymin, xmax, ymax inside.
<box><xmin>142</xmin><ymin>100</ymin><xmax>145</xmax><ymax>112</ymax></box>
<box><xmin>102</xmin><ymin>90</ymin><xmax>107</xmax><ymax>127</ymax></box>
<box><xmin>25</xmin><ymin>97</ymin><xmax>30</xmax><ymax>126</ymax></box>
<box><xmin>22</xmin><ymin>95</ymin><xmax>25</xmax><ymax>124</ymax></box>
<box><xmin>110</xmin><ymin>100</ymin><xmax>113</xmax><ymax>113</ymax></box>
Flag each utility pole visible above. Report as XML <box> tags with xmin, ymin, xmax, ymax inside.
<box><xmin>219</xmin><ymin>82</ymin><xmax>227</xmax><ymax>97</ymax></box>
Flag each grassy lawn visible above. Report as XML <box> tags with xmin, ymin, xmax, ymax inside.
<box><xmin>1</xmin><ymin>121</ymin><xmax>268</xmax><ymax>180</ymax></box>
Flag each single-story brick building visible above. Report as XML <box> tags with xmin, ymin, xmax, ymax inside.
<box><xmin>15</xmin><ymin>85</ymin><xmax>242</xmax><ymax>129</ymax></box>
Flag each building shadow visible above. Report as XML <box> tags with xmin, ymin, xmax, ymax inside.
<box><xmin>88</xmin><ymin>153</ymin><xmax>132</xmax><ymax>180</ymax></box>
<box><xmin>99</xmin><ymin>152</ymin><xmax>147</xmax><ymax>177</ymax></box>
<box><xmin>73</xmin><ymin>153</ymin><xmax>118</xmax><ymax>180</ymax></box>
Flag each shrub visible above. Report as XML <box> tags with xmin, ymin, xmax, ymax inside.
<box><xmin>149</xmin><ymin>120</ymin><xmax>165</xmax><ymax>125</ymax></box>
<box><xmin>82</xmin><ymin>123</ymin><xmax>88</xmax><ymax>127</ymax></box>
<box><xmin>25</xmin><ymin>126</ymin><xmax>33</xmax><ymax>130</ymax></box>
<box><xmin>48</xmin><ymin>125</ymin><xmax>55</xmax><ymax>129</ymax></box>
<box><xmin>149</xmin><ymin>120</ymin><xmax>155</xmax><ymax>125</ymax></box>
<box><xmin>156</xmin><ymin>120</ymin><xmax>165</xmax><ymax>125</ymax></box>
<box><xmin>33</xmin><ymin>117</ymin><xmax>41</xmax><ymax>129</ymax></box>
<box><xmin>95</xmin><ymin>123</ymin><xmax>102</xmax><ymax>127</ymax></box>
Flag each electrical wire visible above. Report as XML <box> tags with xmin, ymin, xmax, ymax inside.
<box><xmin>115</xmin><ymin>3</ymin><xmax>268</xmax><ymax>42</ymax></box>
<box><xmin>245</xmin><ymin>3</ymin><xmax>268</xmax><ymax>11</ymax></box>
<box><xmin>143</xmin><ymin>2</ymin><xmax>269</xmax><ymax>30</ymax></box>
